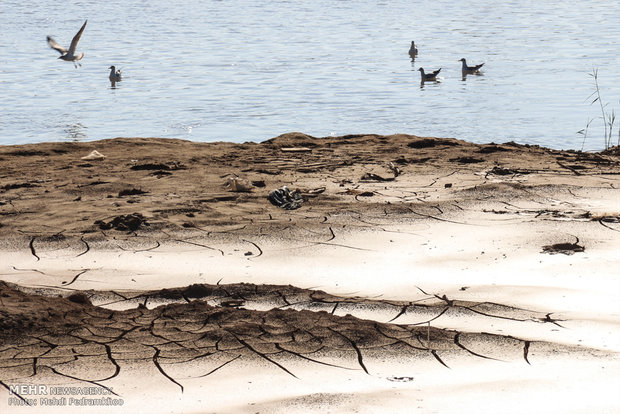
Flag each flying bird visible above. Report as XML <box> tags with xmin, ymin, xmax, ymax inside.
<box><xmin>108</xmin><ymin>66</ymin><xmax>122</xmax><ymax>83</ymax></box>
<box><xmin>418</xmin><ymin>67</ymin><xmax>441</xmax><ymax>82</ymax></box>
<box><xmin>459</xmin><ymin>58</ymin><xmax>484</xmax><ymax>74</ymax></box>
<box><xmin>47</xmin><ymin>20</ymin><xmax>88</xmax><ymax>68</ymax></box>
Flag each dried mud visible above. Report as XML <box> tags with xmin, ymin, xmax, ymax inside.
<box><xmin>1</xmin><ymin>133</ymin><xmax>619</xmax><ymax>410</ymax></box>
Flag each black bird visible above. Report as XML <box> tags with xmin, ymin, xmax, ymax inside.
<box><xmin>418</xmin><ymin>67</ymin><xmax>441</xmax><ymax>81</ymax></box>
<box><xmin>108</xmin><ymin>66</ymin><xmax>122</xmax><ymax>82</ymax></box>
<box><xmin>408</xmin><ymin>41</ymin><xmax>418</xmax><ymax>57</ymax></box>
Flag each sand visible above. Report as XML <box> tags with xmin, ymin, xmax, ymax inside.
<box><xmin>1</xmin><ymin>133</ymin><xmax>619</xmax><ymax>413</ymax></box>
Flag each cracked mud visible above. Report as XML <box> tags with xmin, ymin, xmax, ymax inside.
<box><xmin>1</xmin><ymin>133</ymin><xmax>619</xmax><ymax>411</ymax></box>
<box><xmin>0</xmin><ymin>281</ymin><xmax>602</xmax><ymax>403</ymax></box>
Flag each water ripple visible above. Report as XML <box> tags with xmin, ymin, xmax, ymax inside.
<box><xmin>0</xmin><ymin>0</ymin><xmax>619</xmax><ymax>150</ymax></box>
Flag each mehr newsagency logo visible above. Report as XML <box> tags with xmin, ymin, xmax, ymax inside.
<box><xmin>7</xmin><ymin>384</ymin><xmax>124</xmax><ymax>407</ymax></box>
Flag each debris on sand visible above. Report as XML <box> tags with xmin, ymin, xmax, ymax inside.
<box><xmin>360</xmin><ymin>162</ymin><xmax>401</xmax><ymax>182</ymax></box>
<box><xmin>542</xmin><ymin>240</ymin><xmax>585</xmax><ymax>255</ymax></box>
<box><xmin>360</xmin><ymin>172</ymin><xmax>393</xmax><ymax>182</ymax></box>
<box><xmin>118</xmin><ymin>188</ymin><xmax>148</xmax><ymax>197</ymax></box>
<box><xmin>280</xmin><ymin>147</ymin><xmax>312</xmax><ymax>153</ymax></box>
<box><xmin>225</xmin><ymin>176</ymin><xmax>253</xmax><ymax>192</ymax></box>
<box><xmin>130</xmin><ymin>161</ymin><xmax>186</xmax><ymax>171</ymax></box>
<box><xmin>81</xmin><ymin>150</ymin><xmax>106</xmax><ymax>160</ymax></box>
<box><xmin>95</xmin><ymin>213</ymin><xmax>149</xmax><ymax>232</ymax></box>
<box><xmin>268</xmin><ymin>186</ymin><xmax>304</xmax><ymax>210</ymax></box>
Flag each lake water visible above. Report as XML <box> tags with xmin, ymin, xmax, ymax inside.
<box><xmin>1</xmin><ymin>0</ymin><xmax>619</xmax><ymax>151</ymax></box>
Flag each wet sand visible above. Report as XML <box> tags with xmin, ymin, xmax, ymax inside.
<box><xmin>1</xmin><ymin>133</ymin><xmax>619</xmax><ymax>413</ymax></box>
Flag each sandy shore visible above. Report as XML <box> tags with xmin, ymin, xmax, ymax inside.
<box><xmin>1</xmin><ymin>133</ymin><xmax>619</xmax><ymax>413</ymax></box>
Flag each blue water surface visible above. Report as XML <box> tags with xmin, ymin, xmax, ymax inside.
<box><xmin>1</xmin><ymin>0</ymin><xmax>619</xmax><ymax>150</ymax></box>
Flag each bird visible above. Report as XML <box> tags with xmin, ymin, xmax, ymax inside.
<box><xmin>47</xmin><ymin>20</ymin><xmax>88</xmax><ymax>68</ymax></box>
<box><xmin>418</xmin><ymin>67</ymin><xmax>441</xmax><ymax>82</ymax></box>
<box><xmin>108</xmin><ymin>66</ymin><xmax>122</xmax><ymax>83</ymax></box>
<box><xmin>408</xmin><ymin>41</ymin><xmax>418</xmax><ymax>57</ymax></box>
<box><xmin>459</xmin><ymin>58</ymin><xmax>484</xmax><ymax>74</ymax></box>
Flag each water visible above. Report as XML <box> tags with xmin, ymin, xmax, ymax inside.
<box><xmin>1</xmin><ymin>0</ymin><xmax>619</xmax><ymax>150</ymax></box>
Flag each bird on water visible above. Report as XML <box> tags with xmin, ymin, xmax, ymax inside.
<box><xmin>459</xmin><ymin>58</ymin><xmax>484</xmax><ymax>74</ymax></box>
<box><xmin>418</xmin><ymin>67</ymin><xmax>441</xmax><ymax>82</ymax></box>
<box><xmin>108</xmin><ymin>66</ymin><xmax>122</xmax><ymax>83</ymax></box>
<box><xmin>409</xmin><ymin>41</ymin><xmax>418</xmax><ymax>57</ymax></box>
<box><xmin>47</xmin><ymin>20</ymin><xmax>88</xmax><ymax>68</ymax></box>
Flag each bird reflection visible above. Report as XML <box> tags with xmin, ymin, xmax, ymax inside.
<box><xmin>459</xmin><ymin>58</ymin><xmax>484</xmax><ymax>80</ymax></box>
<box><xmin>408</xmin><ymin>41</ymin><xmax>418</xmax><ymax>59</ymax></box>
<box><xmin>418</xmin><ymin>67</ymin><xmax>441</xmax><ymax>87</ymax></box>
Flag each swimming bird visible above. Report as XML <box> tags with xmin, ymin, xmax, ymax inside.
<box><xmin>408</xmin><ymin>41</ymin><xmax>418</xmax><ymax>57</ymax></box>
<box><xmin>418</xmin><ymin>67</ymin><xmax>441</xmax><ymax>82</ymax></box>
<box><xmin>108</xmin><ymin>66</ymin><xmax>122</xmax><ymax>82</ymax></box>
<box><xmin>47</xmin><ymin>20</ymin><xmax>88</xmax><ymax>68</ymax></box>
<box><xmin>459</xmin><ymin>58</ymin><xmax>484</xmax><ymax>74</ymax></box>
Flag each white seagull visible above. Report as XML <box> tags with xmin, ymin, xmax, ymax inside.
<box><xmin>108</xmin><ymin>66</ymin><xmax>122</xmax><ymax>83</ymax></box>
<box><xmin>459</xmin><ymin>58</ymin><xmax>484</xmax><ymax>74</ymax></box>
<box><xmin>47</xmin><ymin>20</ymin><xmax>88</xmax><ymax>68</ymax></box>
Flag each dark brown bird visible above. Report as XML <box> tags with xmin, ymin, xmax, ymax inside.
<box><xmin>418</xmin><ymin>67</ymin><xmax>441</xmax><ymax>81</ymax></box>
<box><xmin>108</xmin><ymin>66</ymin><xmax>122</xmax><ymax>82</ymax></box>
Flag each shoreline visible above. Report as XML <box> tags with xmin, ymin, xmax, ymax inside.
<box><xmin>1</xmin><ymin>133</ymin><xmax>619</xmax><ymax>412</ymax></box>
<box><xmin>1</xmin><ymin>132</ymin><xmax>618</xmax><ymax>239</ymax></box>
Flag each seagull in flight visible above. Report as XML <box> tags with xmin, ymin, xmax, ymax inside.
<box><xmin>47</xmin><ymin>20</ymin><xmax>88</xmax><ymax>68</ymax></box>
